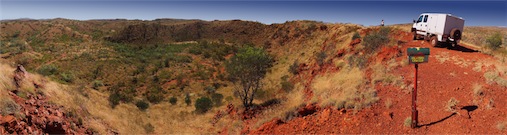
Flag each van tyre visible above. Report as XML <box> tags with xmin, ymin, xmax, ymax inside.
<box><xmin>450</xmin><ymin>28</ymin><xmax>461</xmax><ymax>40</ymax></box>
<box><xmin>430</xmin><ymin>36</ymin><xmax>438</xmax><ymax>47</ymax></box>
<box><xmin>412</xmin><ymin>31</ymin><xmax>417</xmax><ymax>40</ymax></box>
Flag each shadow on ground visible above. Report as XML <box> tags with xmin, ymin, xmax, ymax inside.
<box><xmin>435</xmin><ymin>44</ymin><xmax>479</xmax><ymax>53</ymax></box>
<box><xmin>419</xmin><ymin>105</ymin><xmax>478</xmax><ymax>128</ymax></box>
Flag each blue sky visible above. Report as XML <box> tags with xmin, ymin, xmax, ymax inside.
<box><xmin>1</xmin><ymin>1</ymin><xmax>506</xmax><ymax>26</ymax></box>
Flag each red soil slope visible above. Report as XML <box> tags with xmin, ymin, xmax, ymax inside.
<box><xmin>251</xmin><ymin>29</ymin><xmax>506</xmax><ymax>134</ymax></box>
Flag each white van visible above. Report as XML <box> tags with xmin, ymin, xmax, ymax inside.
<box><xmin>412</xmin><ymin>13</ymin><xmax>465</xmax><ymax>47</ymax></box>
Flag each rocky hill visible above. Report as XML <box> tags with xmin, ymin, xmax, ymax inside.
<box><xmin>1</xmin><ymin>18</ymin><xmax>506</xmax><ymax>134</ymax></box>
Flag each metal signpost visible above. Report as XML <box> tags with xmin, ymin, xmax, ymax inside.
<box><xmin>407</xmin><ymin>47</ymin><xmax>429</xmax><ymax>128</ymax></box>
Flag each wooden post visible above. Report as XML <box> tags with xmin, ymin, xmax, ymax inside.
<box><xmin>411</xmin><ymin>64</ymin><xmax>419</xmax><ymax>128</ymax></box>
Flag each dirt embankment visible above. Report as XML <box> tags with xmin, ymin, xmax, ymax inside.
<box><xmin>249</xmin><ymin>29</ymin><xmax>507</xmax><ymax>134</ymax></box>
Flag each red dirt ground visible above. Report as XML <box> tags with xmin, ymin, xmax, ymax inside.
<box><xmin>249</xmin><ymin>29</ymin><xmax>507</xmax><ymax>134</ymax></box>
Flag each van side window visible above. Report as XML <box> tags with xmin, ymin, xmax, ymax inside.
<box><xmin>417</xmin><ymin>15</ymin><xmax>423</xmax><ymax>23</ymax></box>
<box><xmin>423</xmin><ymin>15</ymin><xmax>428</xmax><ymax>22</ymax></box>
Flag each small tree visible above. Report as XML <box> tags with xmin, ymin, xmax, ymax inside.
<box><xmin>195</xmin><ymin>97</ymin><xmax>213</xmax><ymax>114</ymax></box>
<box><xmin>225</xmin><ymin>46</ymin><xmax>274</xmax><ymax>109</ymax></box>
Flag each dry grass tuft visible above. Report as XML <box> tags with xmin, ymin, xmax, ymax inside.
<box><xmin>497</xmin><ymin>121</ymin><xmax>506</xmax><ymax>131</ymax></box>
<box><xmin>484</xmin><ymin>71</ymin><xmax>507</xmax><ymax>87</ymax></box>
<box><xmin>472</xmin><ymin>83</ymin><xmax>484</xmax><ymax>97</ymax></box>
<box><xmin>371</xmin><ymin>62</ymin><xmax>403</xmax><ymax>86</ymax></box>
<box><xmin>385</xmin><ymin>98</ymin><xmax>393</xmax><ymax>109</ymax></box>
<box><xmin>435</xmin><ymin>52</ymin><xmax>450</xmax><ymax>64</ymax></box>
<box><xmin>404</xmin><ymin>117</ymin><xmax>412</xmax><ymax>127</ymax></box>
<box><xmin>253</xmin><ymin>83</ymin><xmax>306</xmax><ymax>129</ymax></box>
<box><xmin>312</xmin><ymin>67</ymin><xmax>378</xmax><ymax>109</ymax></box>
<box><xmin>446</xmin><ymin>97</ymin><xmax>459</xmax><ymax>112</ymax></box>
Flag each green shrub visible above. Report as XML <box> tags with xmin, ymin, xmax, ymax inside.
<box><xmin>108</xmin><ymin>92</ymin><xmax>121</xmax><ymax>108</ymax></box>
<box><xmin>363</xmin><ymin>28</ymin><xmax>390</xmax><ymax>53</ymax></box>
<box><xmin>92</xmin><ymin>80</ymin><xmax>104</xmax><ymax>90</ymax></box>
<box><xmin>281</xmin><ymin>80</ymin><xmax>294</xmax><ymax>92</ymax></box>
<box><xmin>289</xmin><ymin>60</ymin><xmax>299</xmax><ymax>75</ymax></box>
<box><xmin>169</xmin><ymin>97</ymin><xmax>177</xmax><ymax>105</ymax></box>
<box><xmin>195</xmin><ymin>97</ymin><xmax>213</xmax><ymax>114</ymax></box>
<box><xmin>108</xmin><ymin>84</ymin><xmax>135</xmax><ymax>108</ymax></box>
<box><xmin>486</xmin><ymin>33</ymin><xmax>503</xmax><ymax>50</ymax></box>
<box><xmin>135</xmin><ymin>100</ymin><xmax>150</xmax><ymax>111</ymax></box>
<box><xmin>60</xmin><ymin>72</ymin><xmax>75</xmax><ymax>83</ymax></box>
<box><xmin>146</xmin><ymin>87</ymin><xmax>164</xmax><ymax>104</ymax></box>
<box><xmin>37</xmin><ymin>64</ymin><xmax>58</xmax><ymax>76</ymax></box>
<box><xmin>352</xmin><ymin>32</ymin><xmax>361</xmax><ymax>40</ymax></box>
<box><xmin>211</xmin><ymin>93</ymin><xmax>224</xmax><ymax>107</ymax></box>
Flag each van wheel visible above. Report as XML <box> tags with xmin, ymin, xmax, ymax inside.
<box><xmin>450</xmin><ymin>28</ymin><xmax>461</xmax><ymax>40</ymax></box>
<box><xmin>430</xmin><ymin>36</ymin><xmax>438</xmax><ymax>47</ymax></box>
<box><xmin>412</xmin><ymin>31</ymin><xmax>417</xmax><ymax>40</ymax></box>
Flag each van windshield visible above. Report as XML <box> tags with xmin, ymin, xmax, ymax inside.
<box><xmin>417</xmin><ymin>15</ymin><xmax>423</xmax><ymax>23</ymax></box>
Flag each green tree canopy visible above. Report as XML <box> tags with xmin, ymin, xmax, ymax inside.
<box><xmin>225</xmin><ymin>46</ymin><xmax>274</xmax><ymax>109</ymax></box>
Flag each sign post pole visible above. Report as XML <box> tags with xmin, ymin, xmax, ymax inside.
<box><xmin>407</xmin><ymin>47</ymin><xmax>429</xmax><ymax>129</ymax></box>
<box><xmin>411</xmin><ymin>64</ymin><xmax>418</xmax><ymax>128</ymax></box>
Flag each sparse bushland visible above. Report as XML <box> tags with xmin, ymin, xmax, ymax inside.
<box><xmin>462</xmin><ymin>26</ymin><xmax>507</xmax><ymax>48</ymax></box>
<box><xmin>225</xmin><ymin>46</ymin><xmax>274</xmax><ymax>109</ymax></box>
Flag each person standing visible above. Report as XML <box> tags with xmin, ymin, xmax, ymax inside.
<box><xmin>381</xmin><ymin>19</ymin><xmax>385</xmax><ymax>26</ymax></box>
